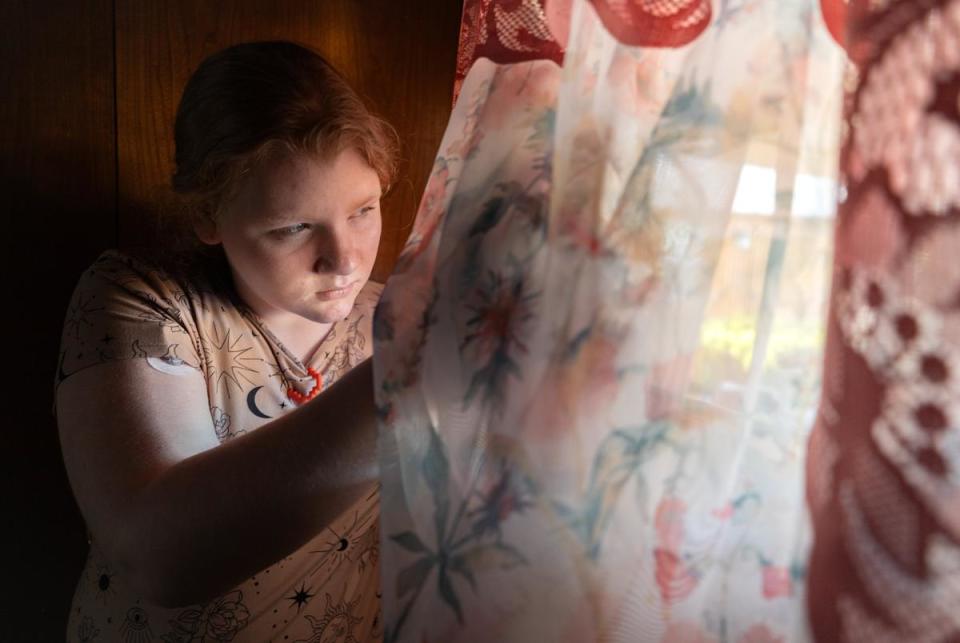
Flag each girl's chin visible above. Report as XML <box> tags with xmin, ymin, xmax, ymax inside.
<box><xmin>303</xmin><ymin>299</ymin><xmax>356</xmax><ymax>324</ymax></box>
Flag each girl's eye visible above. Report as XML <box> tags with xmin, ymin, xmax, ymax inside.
<box><xmin>273</xmin><ymin>223</ymin><xmax>308</xmax><ymax>236</ymax></box>
<box><xmin>351</xmin><ymin>206</ymin><xmax>377</xmax><ymax>220</ymax></box>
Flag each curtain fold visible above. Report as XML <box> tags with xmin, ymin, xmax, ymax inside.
<box><xmin>374</xmin><ymin>1</ymin><xmax>852</xmax><ymax>640</ymax></box>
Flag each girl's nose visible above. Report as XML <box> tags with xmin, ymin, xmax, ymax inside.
<box><xmin>313</xmin><ymin>229</ymin><xmax>357</xmax><ymax>276</ymax></box>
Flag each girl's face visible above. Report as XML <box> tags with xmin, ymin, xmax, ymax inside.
<box><xmin>201</xmin><ymin>148</ymin><xmax>382</xmax><ymax>327</ymax></box>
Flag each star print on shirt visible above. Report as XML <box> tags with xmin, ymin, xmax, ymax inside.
<box><xmin>287</xmin><ymin>583</ymin><xmax>315</xmax><ymax>612</ymax></box>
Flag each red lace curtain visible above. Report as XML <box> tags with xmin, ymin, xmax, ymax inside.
<box><xmin>806</xmin><ymin>1</ymin><xmax>960</xmax><ymax>639</ymax></box>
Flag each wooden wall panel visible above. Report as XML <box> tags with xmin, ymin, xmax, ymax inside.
<box><xmin>0</xmin><ymin>0</ymin><xmax>116</xmax><ymax>639</ymax></box>
<box><xmin>115</xmin><ymin>0</ymin><xmax>463</xmax><ymax>281</ymax></box>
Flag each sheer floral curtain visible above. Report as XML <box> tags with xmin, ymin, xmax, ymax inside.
<box><xmin>374</xmin><ymin>1</ymin><xmax>846</xmax><ymax>640</ymax></box>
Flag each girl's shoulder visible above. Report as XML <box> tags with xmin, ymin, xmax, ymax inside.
<box><xmin>56</xmin><ymin>248</ymin><xmax>236</xmax><ymax>391</ymax></box>
<box><xmin>84</xmin><ymin>247</ymin><xmax>231</xmax><ymax>300</ymax></box>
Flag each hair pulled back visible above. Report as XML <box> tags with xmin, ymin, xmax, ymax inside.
<box><xmin>172</xmin><ymin>41</ymin><xmax>398</xmax><ymax>221</ymax></box>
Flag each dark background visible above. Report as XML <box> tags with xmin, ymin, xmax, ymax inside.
<box><xmin>1</xmin><ymin>1</ymin><xmax>461</xmax><ymax>639</ymax></box>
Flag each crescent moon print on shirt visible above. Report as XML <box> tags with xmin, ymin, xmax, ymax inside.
<box><xmin>246</xmin><ymin>385</ymin><xmax>273</xmax><ymax>419</ymax></box>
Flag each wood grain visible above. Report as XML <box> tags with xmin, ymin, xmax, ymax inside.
<box><xmin>115</xmin><ymin>0</ymin><xmax>463</xmax><ymax>281</ymax></box>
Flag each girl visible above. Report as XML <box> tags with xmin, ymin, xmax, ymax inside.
<box><xmin>56</xmin><ymin>41</ymin><xmax>395</xmax><ymax>642</ymax></box>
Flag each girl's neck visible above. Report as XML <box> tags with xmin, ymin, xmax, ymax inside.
<box><xmin>263</xmin><ymin>314</ymin><xmax>334</xmax><ymax>365</ymax></box>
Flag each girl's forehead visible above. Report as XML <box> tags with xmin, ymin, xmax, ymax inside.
<box><xmin>228</xmin><ymin>150</ymin><xmax>382</xmax><ymax>223</ymax></box>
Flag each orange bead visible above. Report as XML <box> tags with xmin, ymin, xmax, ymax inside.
<box><xmin>286</xmin><ymin>368</ymin><xmax>323</xmax><ymax>404</ymax></box>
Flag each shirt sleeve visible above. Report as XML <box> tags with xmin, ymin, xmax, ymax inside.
<box><xmin>55</xmin><ymin>251</ymin><xmax>204</xmax><ymax>393</ymax></box>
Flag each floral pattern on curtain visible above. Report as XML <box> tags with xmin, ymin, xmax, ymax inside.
<box><xmin>375</xmin><ymin>0</ymin><xmax>845</xmax><ymax>640</ymax></box>
<box><xmin>806</xmin><ymin>1</ymin><xmax>960</xmax><ymax>641</ymax></box>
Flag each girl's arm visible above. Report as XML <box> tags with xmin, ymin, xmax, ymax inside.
<box><xmin>57</xmin><ymin>356</ymin><xmax>378</xmax><ymax>607</ymax></box>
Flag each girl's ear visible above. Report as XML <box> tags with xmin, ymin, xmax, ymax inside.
<box><xmin>193</xmin><ymin>208</ymin><xmax>222</xmax><ymax>245</ymax></box>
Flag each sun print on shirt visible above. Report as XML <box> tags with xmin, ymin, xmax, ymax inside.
<box><xmin>206</xmin><ymin>322</ymin><xmax>263</xmax><ymax>397</ymax></box>
<box><xmin>295</xmin><ymin>594</ymin><xmax>363</xmax><ymax>643</ymax></box>
<box><xmin>308</xmin><ymin>492</ymin><xmax>379</xmax><ymax>579</ymax></box>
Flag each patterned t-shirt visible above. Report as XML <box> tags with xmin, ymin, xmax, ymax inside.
<box><xmin>56</xmin><ymin>250</ymin><xmax>383</xmax><ymax>643</ymax></box>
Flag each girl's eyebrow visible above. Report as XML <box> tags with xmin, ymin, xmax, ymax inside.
<box><xmin>259</xmin><ymin>209</ymin><xmax>301</xmax><ymax>225</ymax></box>
<box><xmin>347</xmin><ymin>191</ymin><xmax>382</xmax><ymax>212</ymax></box>
<box><xmin>260</xmin><ymin>189</ymin><xmax>381</xmax><ymax>224</ymax></box>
